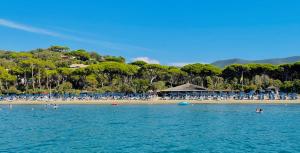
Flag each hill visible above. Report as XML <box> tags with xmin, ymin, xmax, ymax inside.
<box><xmin>211</xmin><ymin>56</ymin><xmax>300</xmax><ymax>68</ymax></box>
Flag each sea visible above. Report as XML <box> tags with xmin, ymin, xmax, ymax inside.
<box><xmin>0</xmin><ymin>104</ymin><xmax>300</xmax><ymax>153</ymax></box>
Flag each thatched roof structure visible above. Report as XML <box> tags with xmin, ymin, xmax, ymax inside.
<box><xmin>162</xmin><ymin>83</ymin><xmax>207</xmax><ymax>92</ymax></box>
<box><xmin>266</xmin><ymin>86</ymin><xmax>279</xmax><ymax>92</ymax></box>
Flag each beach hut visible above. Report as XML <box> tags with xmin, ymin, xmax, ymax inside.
<box><xmin>159</xmin><ymin>83</ymin><xmax>207</xmax><ymax>97</ymax></box>
<box><xmin>159</xmin><ymin>83</ymin><xmax>235</xmax><ymax>99</ymax></box>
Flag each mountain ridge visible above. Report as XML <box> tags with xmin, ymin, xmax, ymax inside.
<box><xmin>211</xmin><ymin>56</ymin><xmax>300</xmax><ymax>68</ymax></box>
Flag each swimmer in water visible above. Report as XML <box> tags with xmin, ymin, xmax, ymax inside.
<box><xmin>53</xmin><ymin>104</ymin><xmax>58</xmax><ymax>109</ymax></box>
<box><xmin>256</xmin><ymin>108</ymin><xmax>263</xmax><ymax>113</ymax></box>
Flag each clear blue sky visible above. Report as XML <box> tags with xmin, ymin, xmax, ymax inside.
<box><xmin>1</xmin><ymin>0</ymin><xmax>300</xmax><ymax>65</ymax></box>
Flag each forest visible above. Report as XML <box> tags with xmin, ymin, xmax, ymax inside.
<box><xmin>0</xmin><ymin>46</ymin><xmax>300</xmax><ymax>94</ymax></box>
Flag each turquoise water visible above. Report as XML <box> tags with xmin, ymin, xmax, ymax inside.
<box><xmin>0</xmin><ymin>104</ymin><xmax>300</xmax><ymax>153</ymax></box>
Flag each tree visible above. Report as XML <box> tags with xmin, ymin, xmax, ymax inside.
<box><xmin>272</xmin><ymin>79</ymin><xmax>282</xmax><ymax>89</ymax></box>
<box><xmin>89</xmin><ymin>52</ymin><xmax>103</xmax><ymax>62</ymax></box>
<box><xmin>182</xmin><ymin>63</ymin><xmax>221</xmax><ymax>86</ymax></box>
<box><xmin>129</xmin><ymin>61</ymin><xmax>147</xmax><ymax>67</ymax></box>
<box><xmin>0</xmin><ymin>59</ymin><xmax>17</xmax><ymax>68</ymax></box>
<box><xmin>101</xmin><ymin>62</ymin><xmax>131</xmax><ymax>84</ymax></box>
<box><xmin>86</xmin><ymin>74</ymin><xmax>98</xmax><ymax>90</ymax></box>
<box><xmin>280</xmin><ymin>81</ymin><xmax>294</xmax><ymax>93</ymax></box>
<box><xmin>139</xmin><ymin>64</ymin><xmax>168</xmax><ymax>85</ymax></box>
<box><xmin>244</xmin><ymin>84</ymin><xmax>257</xmax><ymax>92</ymax></box>
<box><xmin>45</xmin><ymin>69</ymin><xmax>59</xmax><ymax>90</ymax></box>
<box><xmin>247</xmin><ymin>64</ymin><xmax>277</xmax><ymax>78</ymax></box>
<box><xmin>86</xmin><ymin>64</ymin><xmax>107</xmax><ymax>87</ymax></box>
<box><xmin>253</xmin><ymin>75</ymin><xmax>263</xmax><ymax>89</ymax></box>
<box><xmin>57</xmin><ymin>68</ymin><xmax>74</xmax><ymax>84</ymax></box>
<box><xmin>0</xmin><ymin>50</ymin><xmax>13</xmax><ymax>59</ymax></box>
<box><xmin>69</xmin><ymin>49</ymin><xmax>91</xmax><ymax>61</ymax></box>
<box><xmin>48</xmin><ymin>46</ymin><xmax>70</xmax><ymax>52</ymax></box>
<box><xmin>21</xmin><ymin>58</ymin><xmax>44</xmax><ymax>91</ymax></box>
<box><xmin>33</xmin><ymin>50</ymin><xmax>62</xmax><ymax>61</ymax></box>
<box><xmin>152</xmin><ymin>81</ymin><xmax>166</xmax><ymax>91</ymax></box>
<box><xmin>0</xmin><ymin>67</ymin><xmax>16</xmax><ymax>91</ymax></box>
<box><xmin>57</xmin><ymin>82</ymin><xmax>73</xmax><ymax>93</ymax></box>
<box><xmin>71</xmin><ymin>68</ymin><xmax>87</xmax><ymax>89</ymax></box>
<box><xmin>205</xmin><ymin>76</ymin><xmax>213</xmax><ymax>89</ymax></box>
<box><xmin>103</xmin><ymin>56</ymin><xmax>125</xmax><ymax>63</ymax></box>
<box><xmin>10</xmin><ymin>52</ymin><xmax>33</xmax><ymax>62</ymax></box>
<box><xmin>1</xmin><ymin>45</ymin><xmax>300</xmax><ymax>94</ymax></box>
<box><xmin>222</xmin><ymin>64</ymin><xmax>250</xmax><ymax>82</ymax></box>
<box><xmin>125</xmin><ymin>64</ymin><xmax>139</xmax><ymax>85</ymax></box>
<box><xmin>210</xmin><ymin>76</ymin><xmax>224</xmax><ymax>89</ymax></box>
<box><xmin>132</xmin><ymin>79</ymin><xmax>149</xmax><ymax>93</ymax></box>
<box><xmin>167</xmin><ymin>67</ymin><xmax>187</xmax><ymax>87</ymax></box>
<box><xmin>291</xmin><ymin>62</ymin><xmax>300</xmax><ymax>80</ymax></box>
<box><xmin>293</xmin><ymin>79</ymin><xmax>300</xmax><ymax>93</ymax></box>
<box><xmin>278</xmin><ymin>64</ymin><xmax>293</xmax><ymax>81</ymax></box>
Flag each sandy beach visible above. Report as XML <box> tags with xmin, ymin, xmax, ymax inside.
<box><xmin>1</xmin><ymin>99</ymin><xmax>300</xmax><ymax>105</ymax></box>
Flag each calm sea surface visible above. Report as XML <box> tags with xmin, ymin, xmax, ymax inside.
<box><xmin>0</xmin><ymin>104</ymin><xmax>300</xmax><ymax>153</ymax></box>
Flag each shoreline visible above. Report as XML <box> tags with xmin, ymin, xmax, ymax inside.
<box><xmin>1</xmin><ymin>100</ymin><xmax>300</xmax><ymax>105</ymax></box>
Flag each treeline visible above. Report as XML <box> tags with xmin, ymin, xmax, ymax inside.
<box><xmin>0</xmin><ymin>46</ymin><xmax>300</xmax><ymax>94</ymax></box>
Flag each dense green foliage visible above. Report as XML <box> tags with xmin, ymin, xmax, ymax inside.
<box><xmin>0</xmin><ymin>46</ymin><xmax>300</xmax><ymax>94</ymax></box>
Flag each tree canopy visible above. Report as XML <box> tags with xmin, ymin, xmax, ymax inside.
<box><xmin>0</xmin><ymin>46</ymin><xmax>300</xmax><ymax>94</ymax></box>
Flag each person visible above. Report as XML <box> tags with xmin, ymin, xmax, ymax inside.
<box><xmin>260</xmin><ymin>108</ymin><xmax>263</xmax><ymax>112</ymax></box>
<box><xmin>53</xmin><ymin>104</ymin><xmax>58</xmax><ymax>109</ymax></box>
<box><xmin>256</xmin><ymin>108</ymin><xmax>263</xmax><ymax>113</ymax></box>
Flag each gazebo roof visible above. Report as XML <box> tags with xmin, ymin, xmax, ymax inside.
<box><xmin>266</xmin><ymin>86</ymin><xmax>279</xmax><ymax>91</ymax></box>
<box><xmin>162</xmin><ymin>83</ymin><xmax>207</xmax><ymax>92</ymax></box>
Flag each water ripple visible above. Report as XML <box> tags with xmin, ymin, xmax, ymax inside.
<box><xmin>0</xmin><ymin>104</ymin><xmax>300</xmax><ymax>152</ymax></box>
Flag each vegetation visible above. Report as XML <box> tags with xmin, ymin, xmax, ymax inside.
<box><xmin>0</xmin><ymin>46</ymin><xmax>300</xmax><ymax>94</ymax></box>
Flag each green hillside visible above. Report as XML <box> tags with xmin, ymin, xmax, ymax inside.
<box><xmin>0</xmin><ymin>46</ymin><xmax>300</xmax><ymax>94</ymax></box>
<box><xmin>212</xmin><ymin>56</ymin><xmax>300</xmax><ymax>68</ymax></box>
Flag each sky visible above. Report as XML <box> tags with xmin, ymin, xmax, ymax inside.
<box><xmin>1</xmin><ymin>0</ymin><xmax>300</xmax><ymax>65</ymax></box>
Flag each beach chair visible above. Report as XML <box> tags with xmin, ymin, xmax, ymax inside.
<box><xmin>258</xmin><ymin>92</ymin><xmax>264</xmax><ymax>100</ymax></box>
<box><xmin>289</xmin><ymin>93</ymin><xmax>298</xmax><ymax>100</ymax></box>
<box><xmin>279</xmin><ymin>92</ymin><xmax>286</xmax><ymax>100</ymax></box>
<box><xmin>268</xmin><ymin>91</ymin><xmax>275</xmax><ymax>100</ymax></box>
<box><xmin>238</xmin><ymin>92</ymin><xmax>245</xmax><ymax>100</ymax></box>
<box><xmin>249</xmin><ymin>90</ymin><xmax>255</xmax><ymax>100</ymax></box>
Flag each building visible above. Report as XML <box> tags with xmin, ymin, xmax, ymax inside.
<box><xmin>69</xmin><ymin>64</ymin><xmax>89</xmax><ymax>69</ymax></box>
<box><xmin>159</xmin><ymin>83</ymin><xmax>236</xmax><ymax>97</ymax></box>
<box><xmin>61</xmin><ymin>55</ymin><xmax>75</xmax><ymax>59</ymax></box>
<box><xmin>161</xmin><ymin>83</ymin><xmax>207</xmax><ymax>93</ymax></box>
